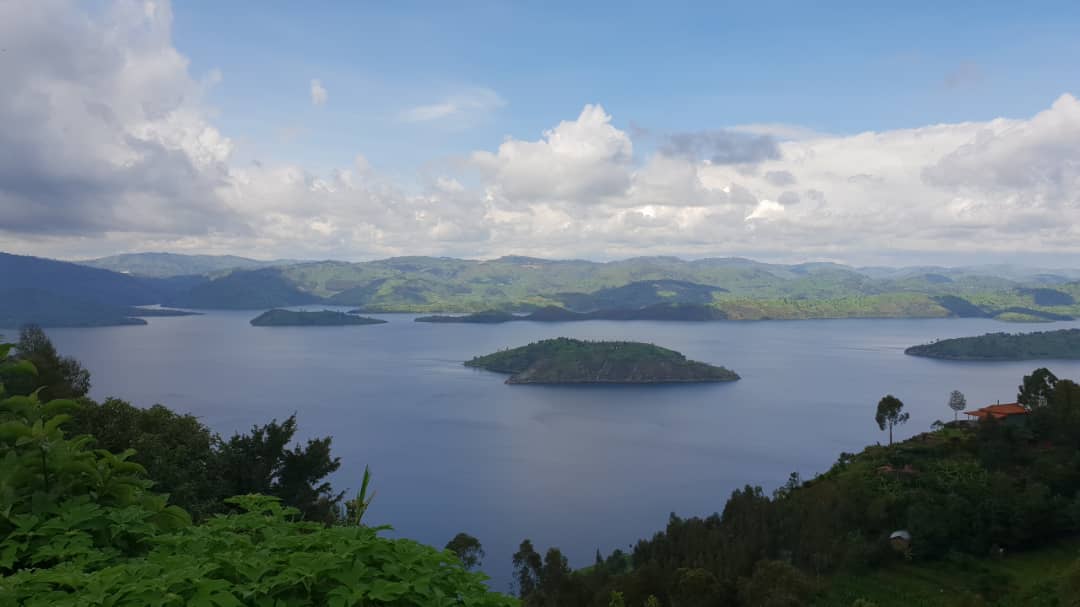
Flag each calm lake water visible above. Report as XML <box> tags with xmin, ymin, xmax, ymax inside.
<box><xmin>15</xmin><ymin>311</ymin><xmax>1080</xmax><ymax>587</ymax></box>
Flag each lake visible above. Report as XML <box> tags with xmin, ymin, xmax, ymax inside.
<box><xmin>20</xmin><ymin>311</ymin><xmax>1080</xmax><ymax>588</ymax></box>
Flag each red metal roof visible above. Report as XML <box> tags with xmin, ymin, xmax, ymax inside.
<box><xmin>964</xmin><ymin>403</ymin><xmax>1028</xmax><ymax>420</ymax></box>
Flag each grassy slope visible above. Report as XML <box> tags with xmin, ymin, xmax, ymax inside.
<box><xmin>819</xmin><ymin>537</ymin><xmax>1080</xmax><ymax>606</ymax></box>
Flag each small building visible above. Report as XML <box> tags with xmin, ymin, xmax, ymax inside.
<box><xmin>964</xmin><ymin>402</ymin><xmax>1029</xmax><ymax>426</ymax></box>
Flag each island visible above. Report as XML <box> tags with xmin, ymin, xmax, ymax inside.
<box><xmin>416</xmin><ymin>304</ymin><xmax>728</xmax><ymax>324</ymax></box>
<box><xmin>464</xmin><ymin>337</ymin><xmax>740</xmax><ymax>384</ymax></box>
<box><xmin>905</xmin><ymin>328</ymin><xmax>1080</xmax><ymax>360</ymax></box>
<box><xmin>249</xmin><ymin>309</ymin><xmax>387</xmax><ymax>327</ymax></box>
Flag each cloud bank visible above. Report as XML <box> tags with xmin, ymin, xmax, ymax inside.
<box><xmin>3</xmin><ymin>0</ymin><xmax>1080</xmax><ymax>266</ymax></box>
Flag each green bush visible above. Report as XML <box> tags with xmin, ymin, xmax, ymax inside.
<box><xmin>0</xmin><ymin>343</ymin><xmax>516</xmax><ymax>606</ymax></box>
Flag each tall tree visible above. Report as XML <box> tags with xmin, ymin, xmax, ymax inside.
<box><xmin>1018</xmin><ymin>368</ymin><xmax>1058</xmax><ymax>408</ymax></box>
<box><xmin>875</xmin><ymin>395</ymin><xmax>909</xmax><ymax>445</ymax></box>
<box><xmin>512</xmin><ymin>539</ymin><xmax>542</xmax><ymax>598</ymax></box>
<box><xmin>948</xmin><ymin>390</ymin><xmax>967</xmax><ymax>422</ymax></box>
<box><xmin>446</xmin><ymin>532</ymin><xmax>485</xmax><ymax>570</ymax></box>
<box><xmin>216</xmin><ymin>415</ymin><xmax>343</xmax><ymax>523</ymax></box>
<box><xmin>5</xmin><ymin>325</ymin><xmax>89</xmax><ymax>400</ymax></box>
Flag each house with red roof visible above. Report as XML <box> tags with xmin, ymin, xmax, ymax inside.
<box><xmin>964</xmin><ymin>402</ymin><xmax>1029</xmax><ymax>426</ymax></box>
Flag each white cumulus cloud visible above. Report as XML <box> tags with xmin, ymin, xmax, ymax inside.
<box><xmin>4</xmin><ymin>0</ymin><xmax>1080</xmax><ymax>267</ymax></box>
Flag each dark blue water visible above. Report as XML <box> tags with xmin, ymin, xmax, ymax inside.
<box><xmin>19</xmin><ymin>311</ymin><xmax>1080</xmax><ymax>587</ymax></box>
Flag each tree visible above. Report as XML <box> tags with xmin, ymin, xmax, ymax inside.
<box><xmin>948</xmin><ymin>390</ymin><xmax>967</xmax><ymax>421</ymax></box>
<box><xmin>513</xmin><ymin>539</ymin><xmax>543</xmax><ymax>598</ymax></box>
<box><xmin>875</xmin><ymin>395</ymin><xmax>909</xmax><ymax>445</ymax></box>
<box><xmin>737</xmin><ymin>560</ymin><xmax>817</xmax><ymax>607</ymax></box>
<box><xmin>216</xmin><ymin>414</ymin><xmax>343</xmax><ymax>523</ymax></box>
<box><xmin>446</xmin><ymin>532</ymin><xmax>485</xmax><ymax>570</ymax></box>
<box><xmin>68</xmin><ymin>398</ymin><xmax>222</xmax><ymax>519</ymax></box>
<box><xmin>1018</xmin><ymin>368</ymin><xmax>1058</xmax><ymax>408</ymax></box>
<box><xmin>4</xmin><ymin>325</ymin><xmax>90</xmax><ymax>400</ymax></box>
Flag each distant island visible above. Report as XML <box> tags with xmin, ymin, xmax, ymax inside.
<box><xmin>465</xmin><ymin>337</ymin><xmax>740</xmax><ymax>384</ymax></box>
<box><xmin>905</xmin><ymin>328</ymin><xmax>1080</xmax><ymax>360</ymax></box>
<box><xmin>417</xmin><ymin>304</ymin><xmax>728</xmax><ymax>324</ymax></box>
<box><xmin>249</xmin><ymin>309</ymin><xmax>387</xmax><ymax>327</ymax></box>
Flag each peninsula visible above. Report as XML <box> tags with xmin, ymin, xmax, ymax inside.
<box><xmin>249</xmin><ymin>309</ymin><xmax>387</xmax><ymax>327</ymax></box>
<box><xmin>905</xmin><ymin>328</ymin><xmax>1080</xmax><ymax>360</ymax></box>
<box><xmin>465</xmin><ymin>337</ymin><xmax>739</xmax><ymax>384</ymax></box>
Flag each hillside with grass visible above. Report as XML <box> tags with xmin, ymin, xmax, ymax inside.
<box><xmin>465</xmin><ymin>337</ymin><xmax>740</xmax><ymax>384</ymax></box>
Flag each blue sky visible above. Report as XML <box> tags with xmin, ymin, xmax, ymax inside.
<box><xmin>4</xmin><ymin>0</ymin><xmax>1080</xmax><ymax>264</ymax></box>
<box><xmin>173</xmin><ymin>1</ymin><xmax>1080</xmax><ymax>174</ymax></box>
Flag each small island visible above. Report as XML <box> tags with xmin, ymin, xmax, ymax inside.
<box><xmin>465</xmin><ymin>337</ymin><xmax>740</xmax><ymax>384</ymax></box>
<box><xmin>250</xmin><ymin>309</ymin><xmax>387</xmax><ymax>327</ymax></box>
<box><xmin>905</xmin><ymin>328</ymin><xmax>1080</xmax><ymax>360</ymax></box>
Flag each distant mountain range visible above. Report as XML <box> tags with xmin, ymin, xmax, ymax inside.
<box><xmin>80</xmin><ymin>252</ymin><xmax>299</xmax><ymax>278</ymax></box>
<box><xmin>3</xmin><ymin>251</ymin><xmax>1080</xmax><ymax>327</ymax></box>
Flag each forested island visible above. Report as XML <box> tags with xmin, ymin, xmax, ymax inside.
<box><xmin>249</xmin><ymin>309</ymin><xmax>387</xmax><ymax>327</ymax></box>
<box><xmin>465</xmin><ymin>337</ymin><xmax>739</xmax><ymax>384</ymax></box>
<box><xmin>905</xmin><ymin>328</ymin><xmax>1080</xmax><ymax>360</ymax></box>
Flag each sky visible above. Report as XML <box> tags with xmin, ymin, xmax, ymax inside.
<box><xmin>2</xmin><ymin>0</ymin><xmax>1080</xmax><ymax>266</ymax></box>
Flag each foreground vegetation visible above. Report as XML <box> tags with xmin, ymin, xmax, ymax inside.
<box><xmin>249</xmin><ymin>309</ymin><xmax>387</xmax><ymax>327</ymax></box>
<box><xmin>0</xmin><ymin>328</ymin><xmax>514</xmax><ymax>606</ymax></box>
<box><xmin>466</xmin><ymin>338</ymin><xmax>740</xmax><ymax>384</ymax></box>
<box><xmin>906</xmin><ymin>328</ymin><xmax>1080</xmax><ymax>360</ymax></box>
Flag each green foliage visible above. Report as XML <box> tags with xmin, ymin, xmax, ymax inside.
<box><xmin>3</xmin><ymin>325</ymin><xmax>90</xmax><ymax>400</ymax></box>
<box><xmin>948</xmin><ymin>390</ymin><xmax>967</xmax><ymax>421</ymax></box>
<box><xmin>2</xmin><ymin>495</ymin><xmax>515</xmax><ymax>606</ymax></box>
<box><xmin>249</xmin><ymin>308</ymin><xmax>387</xmax><ymax>326</ymax></box>
<box><xmin>906</xmin><ymin>329</ymin><xmax>1080</xmax><ymax>361</ymax></box>
<box><xmin>217</xmin><ymin>415</ymin><xmax>344</xmax><ymax>524</ymax></box>
<box><xmin>737</xmin><ymin>560</ymin><xmax>818</xmax><ymax>607</ymax></box>
<box><xmin>1019</xmin><ymin>368</ymin><xmax>1059</xmax><ymax>408</ymax></box>
<box><xmin>0</xmin><ymin>366</ymin><xmax>190</xmax><ymax>574</ymax></box>
<box><xmin>344</xmin><ymin>465</ymin><xmax>375</xmax><ymax>526</ymax></box>
<box><xmin>512</xmin><ymin>540</ymin><xmax>580</xmax><ymax>607</ymax></box>
<box><xmin>875</xmin><ymin>395</ymin><xmax>909</xmax><ymax>445</ymax></box>
<box><xmin>465</xmin><ymin>338</ymin><xmax>739</xmax><ymax>384</ymax></box>
<box><xmin>445</xmin><ymin>532</ymin><xmax>485</xmax><ymax>571</ymax></box>
<box><xmin>67</xmin><ymin>398</ymin><xmax>223</xmax><ymax>519</ymax></box>
<box><xmin>0</xmin><ymin>341</ymin><xmax>515</xmax><ymax>606</ymax></box>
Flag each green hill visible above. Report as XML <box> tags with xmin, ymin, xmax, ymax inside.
<box><xmin>465</xmin><ymin>337</ymin><xmax>739</xmax><ymax>384</ymax></box>
<box><xmin>906</xmin><ymin>329</ymin><xmax>1080</xmax><ymax>360</ymax></box>
<box><xmin>249</xmin><ymin>309</ymin><xmax>387</xmax><ymax>327</ymax></box>
<box><xmin>79</xmin><ymin>252</ymin><xmax>290</xmax><ymax>277</ymax></box>
<box><xmin>12</xmin><ymin>251</ymin><xmax>1080</xmax><ymax>321</ymax></box>
<box><xmin>169</xmin><ymin>268</ymin><xmax>323</xmax><ymax>309</ymax></box>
